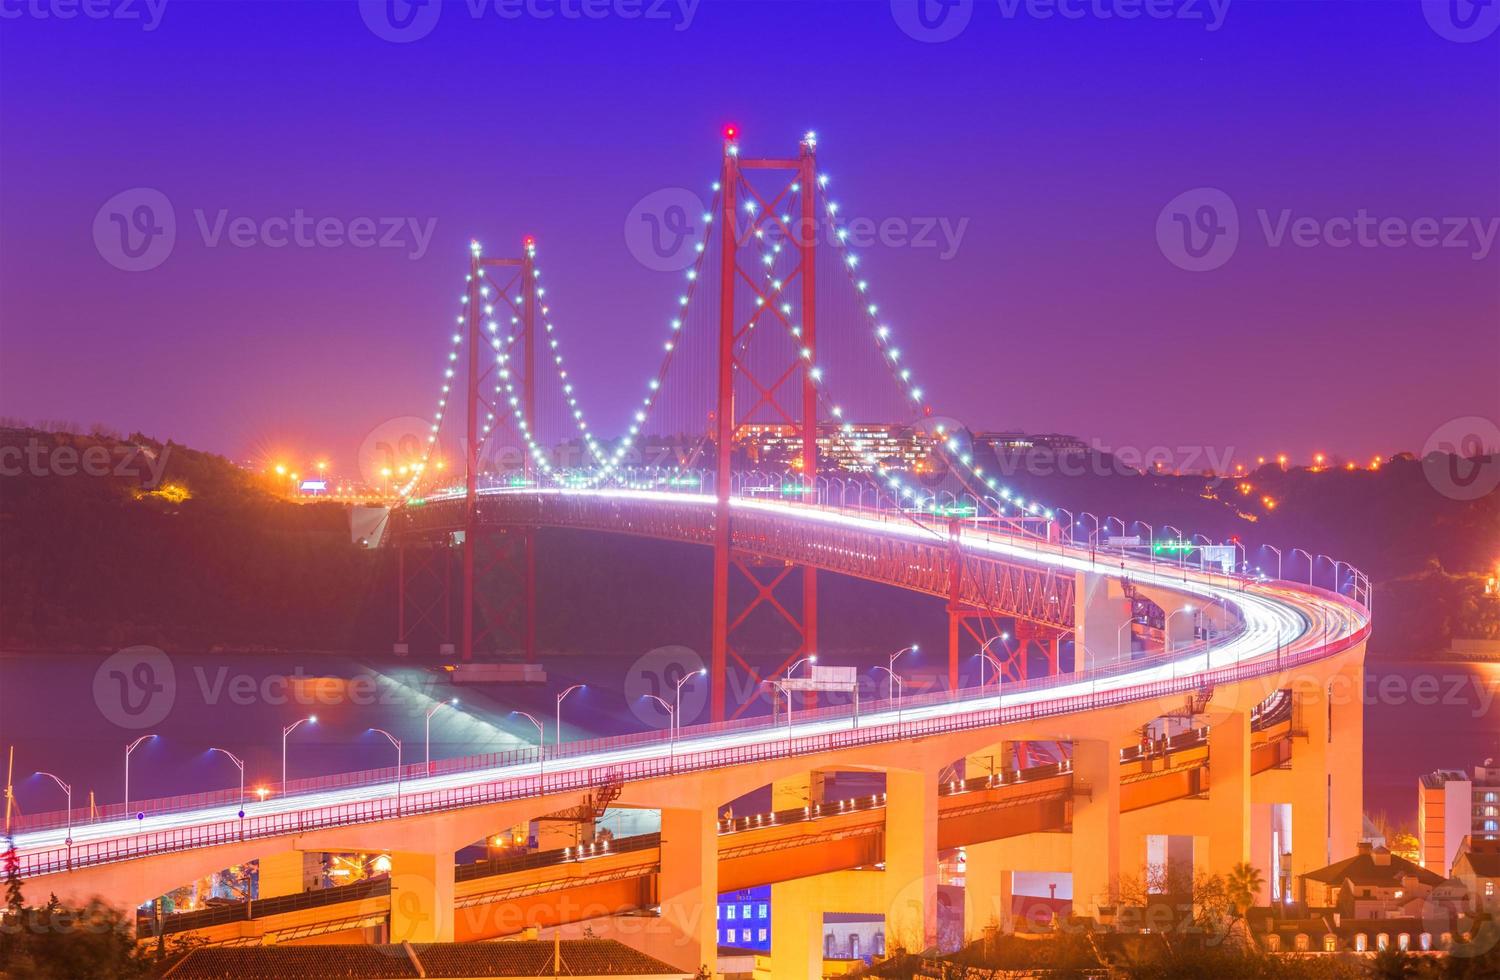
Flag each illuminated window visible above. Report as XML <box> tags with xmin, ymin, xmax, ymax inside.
<box><xmin>727</xmin><ymin>906</ymin><xmax>736</xmax><ymax>920</ymax></box>
<box><xmin>1377</xmin><ymin>933</ymin><xmax>1389</xmax><ymax>951</ymax></box>
<box><xmin>758</xmin><ymin>905</ymin><xmax>767</xmax><ymax>919</ymax></box>
<box><xmin>1266</xmin><ymin>935</ymin><xmax>1281</xmax><ymax>952</ymax></box>
<box><xmin>1293</xmin><ymin>933</ymin><xmax>1308</xmax><ymax>951</ymax></box>
<box><xmin>1421</xmin><ymin>933</ymin><xmax>1432</xmax><ymax>951</ymax></box>
<box><xmin>1486</xmin><ymin>882</ymin><xmax>1495</xmax><ymax>897</ymax></box>
<box><xmin>1355</xmin><ymin>934</ymin><xmax>1368</xmax><ymax>952</ymax></box>
<box><xmin>1399</xmin><ymin>934</ymin><xmax>1410</xmax><ymax>951</ymax></box>
<box><xmin>1323</xmin><ymin>935</ymin><xmax>1338</xmax><ymax>952</ymax></box>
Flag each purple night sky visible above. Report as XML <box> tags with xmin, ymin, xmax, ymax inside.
<box><xmin>1</xmin><ymin>0</ymin><xmax>1496</xmax><ymax>475</ymax></box>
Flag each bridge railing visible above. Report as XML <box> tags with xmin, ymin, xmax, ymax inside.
<box><xmin>17</xmin><ymin>598</ymin><xmax>1368</xmax><ymax>880</ymax></box>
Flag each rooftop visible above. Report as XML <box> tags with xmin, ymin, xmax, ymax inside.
<box><xmin>163</xmin><ymin>940</ymin><xmax>687</xmax><ymax>979</ymax></box>
<box><xmin>1301</xmin><ymin>843</ymin><xmax>1446</xmax><ymax>889</ymax></box>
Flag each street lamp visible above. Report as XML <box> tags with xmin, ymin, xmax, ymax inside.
<box><xmin>1291</xmin><ymin>548</ymin><xmax>1314</xmax><ymax>586</ymax></box>
<box><xmin>785</xmin><ymin>654</ymin><xmax>817</xmax><ymax>679</ymax></box>
<box><xmin>124</xmin><ymin>734</ymin><xmax>157</xmax><ymax>818</ymax></box>
<box><xmin>34</xmin><ymin>771</ymin><xmax>72</xmax><ymax>856</ymax></box>
<box><xmin>369</xmin><ymin>728</ymin><xmax>402</xmax><ymax>811</ymax></box>
<box><xmin>1117</xmin><ymin>617</ymin><xmax>1141</xmax><ymax>660</ymax></box>
<box><xmin>872</xmin><ymin>666</ymin><xmax>904</xmax><ymax>727</ymax></box>
<box><xmin>556</xmin><ymin>685</ymin><xmax>585</xmax><ymax>748</ymax></box>
<box><xmin>281</xmin><ymin>715</ymin><xmax>317</xmax><ymax>790</ymax></box>
<box><xmin>888</xmin><ymin>644</ymin><xmax>918</xmax><ymax>697</ymax></box>
<box><xmin>1263</xmin><ymin>545</ymin><xmax>1282</xmax><ymax>581</ymax></box>
<box><xmin>1135</xmin><ymin>521</ymin><xmax>1155</xmax><ymax>558</ymax></box>
<box><xmin>207</xmin><ymin>748</ymin><xmax>246</xmax><ymax>822</ymax></box>
<box><xmin>1165</xmin><ymin>606</ymin><xmax>1196</xmax><ymax>653</ymax></box>
<box><xmin>1159</xmin><ymin>524</ymin><xmax>1183</xmax><ymax>565</ymax></box>
<box><xmin>425</xmin><ymin>698</ymin><xmax>458</xmax><ymax>775</ymax></box>
<box><xmin>978</xmin><ymin>633</ymin><xmax>1012</xmax><ymax>694</ymax></box>
<box><xmin>642</xmin><ymin>694</ymin><xmax>676</xmax><ymax>760</ymax></box>
<box><xmin>511</xmin><ymin>710</ymin><xmax>545</xmax><ymax>777</ymax></box>
<box><xmin>674</xmin><ymin>668</ymin><xmax>706</xmax><ymax>736</ymax></box>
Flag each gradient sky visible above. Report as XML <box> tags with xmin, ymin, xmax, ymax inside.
<box><xmin>1</xmin><ymin>0</ymin><xmax>1497</xmax><ymax>476</ymax></box>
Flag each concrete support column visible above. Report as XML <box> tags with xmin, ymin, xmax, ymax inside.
<box><xmin>1074</xmin><ymin>571</ymin><xmax>1132</xmax><ymax>670</ymax></box>
<box><xmin>388</xmin><ymin>850</ymin><xmax>455</xmax><ymax>943</ymax></box>
<box><xmin>769</xmin><ymin>877</ymin><xmax>827</xmax><ymax>980</ymax></box>
<box><xmin>1071</xmin><ymin>738</ymin><xmax>1122</xmax><ymax>918</ymax></box>
<box><xmin>659</xmin><ymin>807</ymin><xmax>718</xmax><ymax>977</ymax></box>
<box><xmin>1328</xmin><ymin>655</ymin><xmax>1365</xmax><ymax>860</ymax></box>
<box><xmin>1291</xmin><ymin>682</ymin><xmax>1331</xmax><ymax>885</ymax></box>
<box><xmin>883</xmin><ymin>769</ymin><xmax>938</xmax><ymax>953</ymax></box>
<box><xmin>964</xmin><ymin>742</ymin><xmax>1013</xmax><ymax>783</ymax></box>
<box><xmin>771</xmin><ymin>771</ymin><xmax>826</xmax><ymax>811</ymax></box>
<box><xmin>255</xmin><ymin>849</ymin><xmax>316</xmax><ymax>899</ymax></box>
<box><xmin>1207</xmin><ymin>710</ymin><xmax>1252</xmax><ymax>878</ymax></box>
<box><xmin>962</xmin><ymin>840</ymin><xmax>1013</xmax><ymax>939</ymax></box>
<box><xmin>1251</xmin><ymin>804</ymin><xmax>1275</xmax><ymax>906</ymax></box>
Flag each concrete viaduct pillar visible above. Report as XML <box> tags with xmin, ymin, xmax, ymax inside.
<box><xmin>1074</xmin><ymin>571</ymin><xmax>1132</xmax><ymax>671</ymax></box>
<box><xmin>883</xmin><ymin>768</ymin><xmax>938</xmax><ymax>953</ymax></box>
<box><xmin>1290</xmin><ymin>679</ymin><xmax>1332</xmax><ymax>880</ymax></box>
<box><xmin>658</xmin><ymin>806</ymin><xmax>718</xmax><ymax>977</ymax></box>
<box><xmin>1071</xmin><ymin>738</ymin><xmax>1122</xmax><ymax>917</ymax></box>
<box><xmin>1205</xmin><ymin>709</ymin><xmax>1252</xmax><ymax>878</ymax></box>
<box><xmin>388</xmin><ymin>850</ymin><xmax>455</xmax><ymax>943</ymax></box>
<box><xmin>1329</xmin><ymin>656</ymin><xmax>1365</xmax><ymax>859</ymax></box>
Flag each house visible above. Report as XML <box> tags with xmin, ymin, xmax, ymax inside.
<box><xmin>1298</xmin><ymin>841</ymin><xmax>1462</xmax><ymax>920</ymax></box>
<box><xmin>1451</xmin><ymin>835</ymin><xmax>1500</xmax><ymax>913</ymax></box>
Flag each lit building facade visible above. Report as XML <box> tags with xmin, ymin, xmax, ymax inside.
<box><xmin>1418</xmin><ymin>763</ymin><xmax>1500</xmax><ymax>874</ymax></box>
<box><xmin>736</xmin><ymin>422</ymin><xmax>932</xmax><ymax>473</ymax></box>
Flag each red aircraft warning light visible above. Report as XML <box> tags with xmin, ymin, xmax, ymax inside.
<box><xmin>723</xmin><ymin>124</ymin><xmax>738</xmax><ymax>140</ymax></box>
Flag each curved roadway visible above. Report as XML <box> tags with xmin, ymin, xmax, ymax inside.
<box><xmin>15</xmin><ymin>488</ymin><xmax>1369</xmax><ymax>878</ymax></box>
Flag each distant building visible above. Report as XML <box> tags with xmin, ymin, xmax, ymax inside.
<box><xmin>1451</xmin><ymin>835</ymin><xmax>1500</xmax><ymax>913</ymax></box>
<box><xmin>975</xmin><ymin>430</ymin><xmax>1087</xmax><ymax>457</ymax></box>
<box><xmin>1418</xmin><ymin>763</ymin><xmax>1500</xmax><ymax>874</ymax></box>
<box><xmin>736</xmin><ymin>422</ymin><xmax>931</xmax><ymax>473</ymax></box>
<box><xmin>717</xmin><ymin>887</ymin><xmax>769</xmax><ymax>952</ymax></box>
<box><xmin>1298</xmin><ymin>842</ymin><xmax>1461</xmax><ymax>919</ymax></box>
<box><xmin>1252</xmin><ymin>842</ymin><xmax>1469</xmax><ymax>954</ymax></box>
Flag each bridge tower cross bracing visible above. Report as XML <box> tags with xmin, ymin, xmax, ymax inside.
<box><xmin>711</xmin><ymin>129</ymin><xmax>821</xmax><ymax>721</ymax></box>
<box><xmin>457</xmin><ymin>240</ymin><xmax>538</xmax><ymax>663</ymax></box>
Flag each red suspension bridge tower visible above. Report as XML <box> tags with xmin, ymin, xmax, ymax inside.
<box><xmin>395</xmin><ymin>238</ymin><xmax>541</xmax><ymax>664</ymax></box>
<box><xmin>711</xmin><ymin>128</ymin><xmax>822</xmax><ymax>721</ymax></box>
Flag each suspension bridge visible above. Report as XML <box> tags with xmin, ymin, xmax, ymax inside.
<box><xmin>9</xmin><ymin>128</ymin><xmax>1371</xmax><ymax>977</ymax></box>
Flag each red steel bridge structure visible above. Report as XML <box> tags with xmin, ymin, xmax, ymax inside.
<box><xmin>387</xmin><ymin>127</ymin><xmax>1368</xmax><ymax>724</ymax></box>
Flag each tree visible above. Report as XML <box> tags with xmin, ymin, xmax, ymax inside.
<box><xmin>1225</xmin><ymin>862</ymin><xmax>1264</xmax><ymax>919</ymax></box>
